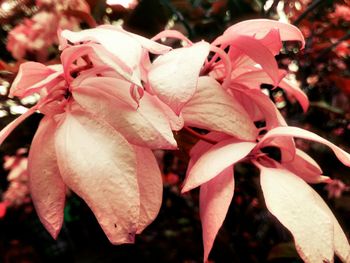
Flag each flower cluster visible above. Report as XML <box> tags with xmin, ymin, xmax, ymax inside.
<box><xmin>1</xmin><ymin>19</ymin><xmax>350</xmax><ymax>263</ymax></box>
<box><xmin>0</xmin><ymin>149</ymin><xmax>31</xmax><ymax>218</ymax></box>
<box><xmin>6</xmin><ymin>0</ymin><xmax>90</xmax><ymax>61</ymax></box>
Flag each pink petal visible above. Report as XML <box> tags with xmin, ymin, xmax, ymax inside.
<box><xmin>99</xmin><ymin>25</ymin><xmax>172</xmax><ymax>54</ymax></box>
<box><xmin>61</xmin><ymin>29</ymin><xmax>145</xmax><ymax>84</ymax></box>
<box><xmin>0</xmin><ymin>105</ymin><xmax>39</xmax><ymax>146</ymax></box>
<box><xmin>279</xmin><ymin>78</ymin><xmax>309</xmax><ymax>112</ymax></box>
<box><xmin>151</xmin><ymin>30</ymin><xmax>192</xmax><ymax>46</ymax></box>
<box><xmin>217</xmin><ymin>19</ymin><xmax>305</xmax><ymax>48</ymax></box>
<box><xmin>28</xmin><ymin>116</ymin><xmax>65</xmax><ymax>239</ymax></box>
<box><xmin>282</xmin><ymin>149</ymin><xmax>329</xmax><ymax>183</ymax></box>
<box><xmin>258</xmin><ymin>28</ymin><xmax>283</xmax><ymax>55</ymax></box>
<box><xmin>259</xmin><ymin>165</ymin><xmax>334</xmax><ymax>263</ymax></box>
<box><xmin>10</xmin><ymin>62</ymin><xmax>63</xmax><ymax>98</ymax></box>
<box><xmin>55</xmin><ymin>109</ymin><xmax>139</xmax><ymax>244</ymax></box>
<box><xmin>311</xmin><ymin>189</ymin><xmax>350</xmax><ymax>262</ymax></box>
<box><xmin>200</xmin><ymin>166</ymin><xmax>234</xmax><ymax>262</ymax></box>
<box><xmin>148</xmin><ymin>41</ymin><xmax>210</xmax><ymax>114</ymax></box>
<box><xmin>232</xmin><ymin>69</ymin><xmax>286</xmax><ymax>90</ymax></box>
<box><xmin>61</xmin><ymin>43</ymin><xmax>136</xmax><ymax>85</ymax></box>
<box><xmin>183</xmin><ymin>139</ymin><xmax>256</xmax><ymax>192</ymax></box>
<box><xmin>72</xmin><ymin>83</ymin><xmax>177</xmax><ymax>149</ymax></box>
<box><xmin>233</xmin><ymin>88</ymin><xmax>296</xmax><ymax>162</ymax></box>
<box><xmin>133</xmin><ymin>146</ymin><xmax>163</xmax><ymax>233</ymax></box>
<box><xmin>258</xmin><ymin>126</ymin><xmax>350</xmax><ymax>166</ymax></box>
<box><xmin>226</xmin><ymin>35</ymin><xmax>280</xmax><ymax>85</ymax></box>
<box><xmin>182</xmin><ymin>76</ymin><xmax>258</xmax><ymax>140</ymax></box>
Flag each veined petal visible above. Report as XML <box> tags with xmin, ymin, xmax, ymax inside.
<box><xmin>200</xmin><ymin>166</ymin><xmax>234</xmax><ymax>262</ymax></box>
<box><xmin>182</xmin><ymin>76</ymin><xmax>258</xmax><ymax>141</ymax></box>
<box><xmin>259</xmin><ymin>165</ymin><xmax>334</xmax><ymax>263</ymax></box>
<box><xmin>183</xmin><ymin>139</ymin><xmax>256</xmax><ymax>192</ymax></box>
<box><xmin>72</xmin><ymin>86</ymin><xmax>177</xmax><ymax>149</ymax></box>
<box><xmin>133</xmin><ymin>146</ymin><xmax>162</xmax><ymax>233</ymax></box>
<box><xmin>311</xmin><ymin>189</ymin><xmax>350</xmax><ymax>262</ymax></box>
<box><xmin>72</xmin><ymin>76</ymin><xmax>137</xmax><ymax>108</ymax></box>
<box><xmin>28</xmin><ymin>116</ymin><xmax>65</xmax><ymax>239</ymax></box>
<box><xmin>55</xmin><ymin>109</ymin><xmax>139</xmax><ymax>244</ymax></box>
<box><xmin>148</xmin><ymin>41</ymin><xmax>210</xmax><ymax>114</ymax></box>
<box><xmin>258</xmin><ymin>126</ymin><xmax>350</xmax><ymax>166</ymax></box>
<box><xmin>216</xmin><ymin>19</ymin><xmax>305</xmax><ymax>48</ymax></box>
<box><xmin>10</xmin><ymin>62</ymin><xmax>63</xmax><ymax>98</ymax></box>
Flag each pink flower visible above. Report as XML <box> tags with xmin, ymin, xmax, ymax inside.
<box><xmin>1</xmin><ymin>26</ymin><xmax>178</xmax><ymax>244</ymax></box>
<box><xmin>325</xmin><ymin>179</ymin><xmax>350</xmax><ymax>199</ymax></box>
<box><xmin>183</xmin><ymin>127</ymin><xmax>350</xmax><ymax>262</ymax></box>
<box><xmin>6</xmin><ymin>0</ymin><xmax>90</xmax><ymax>61</ymax></box>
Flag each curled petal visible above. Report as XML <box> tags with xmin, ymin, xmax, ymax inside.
<box><xmin>61</xmin><ymin>30</ymin><xmax>141</xmax><ymax>85</ymax></box>
<box><xmin>61</xmin><ymin>43</ymin><xmax>136</xmax><ymax>85</ymax></box>
<box><xmin>148</xmin><ymin>41</ymin><xmax>210</xmax><ymax>114</ymax></box>
<box><xmin>200</xmin><ymin>166</ymin><xmax>234</xmax><ymax>262</ymax></box>
<box><xmin>10</xmin><ymin>62</ymin><xmax>63</xmax><ymax>98</ymax></box>
<box><xmin>28</xmin><ymin>116</ymin><xmax>65</xmax><ymax>239</ymax></box>
<box><xmin>216</xmin><ymin>19</ymin><xmax>305</xmax><ymax>48</ymax></box>
<box><xmin>258</xmin><ymin>165</ymin><xmax>334</xmax><ymax>263</ymax></box>
<box><xmin>282</xmin><ymin>149</ymin><xmax>329</xmax><ymax>184</ymax></box>
<box><xmin>55</xmin><ymin>109</ymin><xmax>139</xmax><ymax>244</ymax></box>
<box><xmin>225</xmin><ymin>35</ymin><xmax>280</xmax><ymax>85</ymax></box>
<box><xmin>182</xmin><ymin>76</ymin><xmax>258</xmax><ymax>140</ymax></box>
<box><xmin>258</xmin><ymin>126</ymin><xmax>350</xmax><ymax>166</ymax></box>
<box><xmin>183</xmin><ymin>139</ymin><xmax>256</xmax><ymax>192</ymax></box>
<box><xmin>279</xmin><ymin>78</ymin><xmax>309</xmax><ymax>112</ymax></box>
<box><xmin>133</xmin><ymin>146</ymin><xmax>162</xmax><ymax>233</ymax></box>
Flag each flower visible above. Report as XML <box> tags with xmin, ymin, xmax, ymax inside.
<box><xmin>1</xmin><ymin>26</ymin><xmax>179</xmax><ymax>244</ymax></box>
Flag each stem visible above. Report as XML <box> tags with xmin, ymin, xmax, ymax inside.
<box><xmin>183</xmin><ymin>127</ymin><xmax>218</xmax><ymax>144</ymax></box>
<box><xmin>316</xmin><ymin>31</ymin><xmax>350</xmax><ymax>60</ymax></box>
<box><xmin>264</xmin><ymin>0</ymin><xmax>280</xmax><ymax>17</ymax></box>
<box><xmin>293</xmin><ymin>0</ymin><xmax>324</xmax><ymax>26</ymax></box>
<box><xmin>160</xmin><ymin>0</ymin><xmax>194</xmax><ymax>39</ymax></box>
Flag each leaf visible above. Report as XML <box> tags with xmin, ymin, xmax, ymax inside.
<box><xmin>133</xmin><ymin>146</ymin><xmax>163</xmax><ymax>233</ymax></box>
<box><xmin>183</xmin><ymin>139</ymin><xmax>256</xmax><ymax>192</ymax></box>
<box><xmin>259</xmin><ymin>165</ymin><xmax>334</xmax><ymax>263</ymax></box>
<box><xmin>148</xmin><ymin>41</ymin><xmax>210</xmax><ymax>114</ymax></box>
<box><xmin>182</xmin><ymin>76</ymin><xmax>258</xmax><ymax>140</ymax></box>
<box><xmin>28</xmin><ymin>116</ymin><xmax>65</xmax><ymax>239</ymax></box>
<box><xmin>200</xmin><ymin>166</ymin><xmax>234</xmax><ymax>262</ymax></box>
<box><xmin>55</xmin><ymin>108</ymin><xmax>139</xmax><ymax>244</ymax></box>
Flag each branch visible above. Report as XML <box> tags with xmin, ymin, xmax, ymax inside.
<box><xmin>293</xmin><ymin>0</ymin><xmax>324</xmax><ymax>26</ymax></box>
